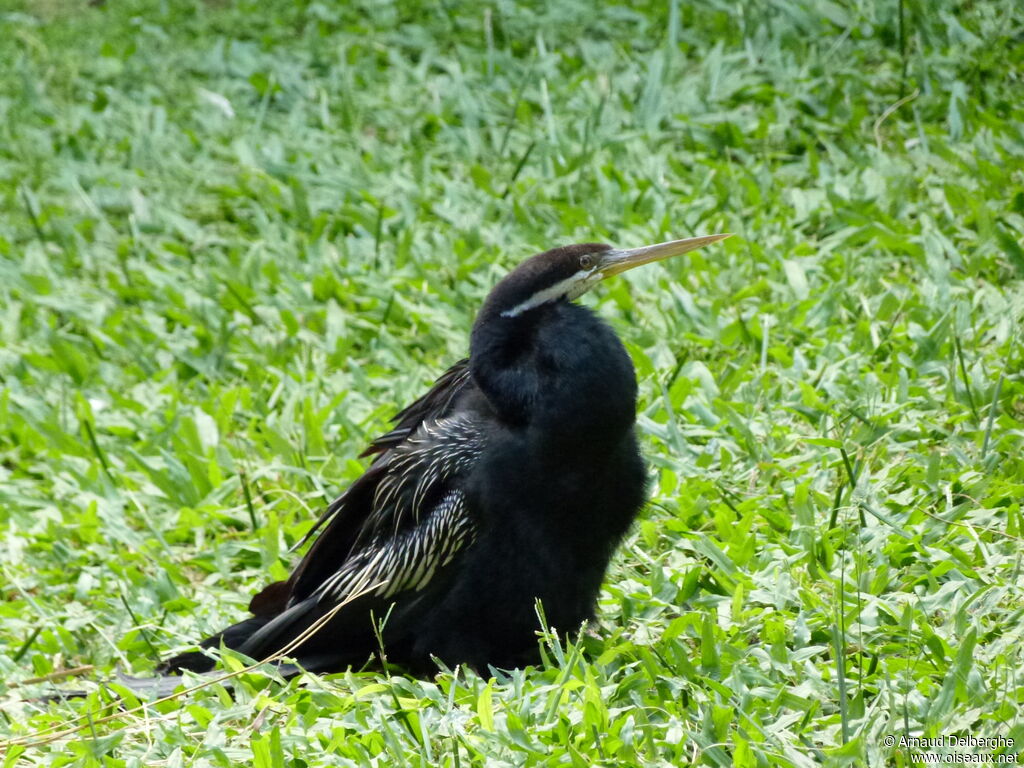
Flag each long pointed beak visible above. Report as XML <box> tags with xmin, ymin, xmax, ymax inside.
<box><xmin>599</xmin><ymin>233</ymin><xmax>732</xmax><ymax>277</ymax></box>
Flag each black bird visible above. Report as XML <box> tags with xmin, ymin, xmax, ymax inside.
<box><xmin>156</xmin><ymin>234</ymin><xmax>730</xmax><ymax>677</ymax></box>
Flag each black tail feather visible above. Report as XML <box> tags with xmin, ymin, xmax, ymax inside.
<box><xmin>157</xmin><ymin>615</ymin><xmax>274</xmax><ymax>674</ymax></box>
<box><xmin>24</xmin><ymin>598</ymin><xmax>382</xmax><ymax>705</ymax></box>
<box><xmin>157</xmin><ymin>596</ymin><xmax>377</xmax><ymax>676</ymax></box>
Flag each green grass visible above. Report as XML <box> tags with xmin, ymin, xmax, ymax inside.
<box><xmin>1</xmin><ymin>0</ymin><xmax>1023</xmax><ymax>765</ymax></box>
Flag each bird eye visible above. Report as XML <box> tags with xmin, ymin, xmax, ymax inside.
<box><xmin>580</xmin><ymin>254</ymin><xmax>594</xmax><ymax>270</ymax></box>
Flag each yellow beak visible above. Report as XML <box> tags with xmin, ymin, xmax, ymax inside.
<box><xmin>598</xmin><ymin>233</ymin><xmax>733</xmax><ymax>277</ymax></box>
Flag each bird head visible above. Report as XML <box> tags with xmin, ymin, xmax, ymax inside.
<box><xmin>480</xmin><ymin>234</ymin><xmax>732</xmax><ymax>321</ymax></box>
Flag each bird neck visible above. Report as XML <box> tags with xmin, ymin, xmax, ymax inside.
<box><xmin>469</xmin><ymin>301</ymin><xmax>637</xmax><ymax>441</ymax></box>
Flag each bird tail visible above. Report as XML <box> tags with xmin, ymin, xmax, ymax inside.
<box><xmin>157</xmin><ymin>596</ymin><xmax>371</xmax><ymax>676</ymax></box>
<box><xmin>25</xmin><ymin>605</ymin><xmax>347</xmax><ymax>704</ymax></box>
<box><xmin>157</xmin><ymin>615</ymin><xmax>275</xmax><ymax>674</ymax></box>
<box><xmin>111</xmin><ymin>610</ymin><xmax>316</xmax><ymax>701</ymax></box>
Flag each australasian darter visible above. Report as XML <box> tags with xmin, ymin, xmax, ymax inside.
<box><xmin>148</xmin><ymin>234</ymin><xmax>731</xmax><ymax>680</ymax></box>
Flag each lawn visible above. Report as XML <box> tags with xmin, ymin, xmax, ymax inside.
<box><xmin>1</xmin><ymin>0</ymin><xmax>1023</xmax><ymax>765</ymax></box>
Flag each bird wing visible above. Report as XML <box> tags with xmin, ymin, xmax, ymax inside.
<box><xmin>314</xmin><ymin>489</ymin><xmax>473</xmax><ymax>603</ymax></box>
<box><xmin>359</xmin><ymin>358</ymin><xmax>472</xmax><ymax>459</ymax></box>
<box><xmin>287</xmin><ymin>358</ymin><xmax>472</xmax><ymax>552</ymax></box>
<box><xmin>249</xmin><ymin>358</ymin><xmax>480</xmax><ymax>617</ymax></box>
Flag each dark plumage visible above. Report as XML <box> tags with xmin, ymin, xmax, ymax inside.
<box><xmin>155</xmin><ymin>234</ymin><xmax>730</xmax><ymax>677</ymax></box>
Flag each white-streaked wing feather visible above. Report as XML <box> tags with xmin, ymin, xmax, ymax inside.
<box><xmin>314</xmin><ymin>490</ymin><xmax>474</xmax><ymax>604</ymax></box>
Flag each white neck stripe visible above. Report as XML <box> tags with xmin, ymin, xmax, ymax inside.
<box><xmin>500</xmin><ymin>270</ymin><xmax>592</xmax><ymax>318</ymax></box>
